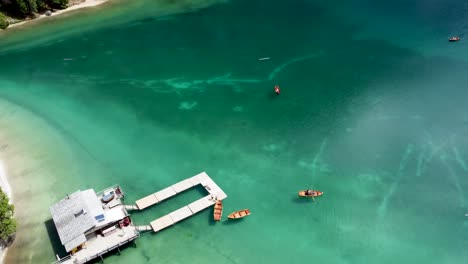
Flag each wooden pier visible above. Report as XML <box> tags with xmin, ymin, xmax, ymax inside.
<box><xmin>49</xmin><ymin>172</ymin><xmax>226</xmax><ymax>264</ymax></box>
<box><xmin>125</xmin><ymin>205</ymin><xmax>138</xmax><ymax>211</ymax></box>
<box><xmin>136</xmin><ymin>225</ymin><xmax>152</xmax><ymax>232</ymax></box>
<box><xmin>132</xmin><ymin>172</ymin><xmax>227</xmax><ymax>233</ymax></box>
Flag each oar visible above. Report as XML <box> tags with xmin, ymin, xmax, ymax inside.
<box><xmin>309</xmin><ymin>186</ymin><xmax>315</xmax><ymax>202</ymax></box>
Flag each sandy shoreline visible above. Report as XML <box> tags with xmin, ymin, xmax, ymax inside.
<box><xmin>0</xmin><ymin>94</ymin><xmax>82</xmax><ymax>264</ymax></box>
<box><xmin>6</xmin><ymin>0</ymin><xmax>110</xmax><ymax>29</ymax></box>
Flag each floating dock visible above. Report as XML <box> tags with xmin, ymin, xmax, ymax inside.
<box><xmin>131</xmin><ymin>172</ymin><xmax>227</xmax><ymax>232</ymax></box>
<box><xmin>50</xmin><ymin>172</ymin><xmax>226</xmax><ymax>264</ymax></box>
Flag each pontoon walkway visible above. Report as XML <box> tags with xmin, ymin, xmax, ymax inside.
<box><xmin>132</xmin><ymin>172</ymin><xmax>227</xmax><ymax>232</ymax></box>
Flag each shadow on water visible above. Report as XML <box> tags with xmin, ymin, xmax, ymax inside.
<box><xmin>267</xmin><ymin>91</ymin><xmax>281</xmax><ymax>100</ymax></box>
<box><xmin>44</xmin><ymin>219</ymin><xmax>67</xmax><ymax>259</ymax></box>
<box><xmin>222</xmin><ymin>218</ymin><xmax>245</xmax><ymax>225</ymax></box>
<box><xmin>292</xmin><ymin>196</ymin><xmax>315</xmax><ymax>204</ymax></box>
<box><xmin>208</xmin><ymin>206</ymin><xmax>216</xmax><ymax>226</ymax></box>
<box><xmin>86</xmin><ymin>240</ymin><xmax>138</xmax><ymax>264</ymax></box>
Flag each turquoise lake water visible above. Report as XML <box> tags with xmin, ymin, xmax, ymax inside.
<box><xmin>0</xmin><ymin>0</ymin><xmax>468</xmax><ymax>263</ymax></box>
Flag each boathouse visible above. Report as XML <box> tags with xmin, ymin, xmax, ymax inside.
<box><xmin>49</xmin><ymin>172</ymin><xmax>227</xmax><ymax>264</ymax></box>
<box><xmin>50</xmin><ymin>185</ymin><xmax>139</xmax><ymax>264</ymax></box>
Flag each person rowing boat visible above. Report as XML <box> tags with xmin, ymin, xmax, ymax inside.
<box><xmin>274</xmin><ymin>85</ymin><xmax>280</xmax><ymax>95</ymax></box>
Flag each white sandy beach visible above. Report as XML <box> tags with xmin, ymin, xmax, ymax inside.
<box><xmin>0</xmin><ymin>95</ymin><xmax>82</xmax><ymax>264</ymax></box>
<box><xmin>7</xmin><ymin>0</ymin><xmax>110</xmax><ymax>29</ymax></box>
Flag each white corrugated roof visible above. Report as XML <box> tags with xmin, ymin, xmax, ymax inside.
<box><xmin>50</xmin><ymin>189</ymin><xmax>105</xmax><ymax>252</ymax></box>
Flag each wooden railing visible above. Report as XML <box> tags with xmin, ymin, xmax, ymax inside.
<box><xmin>95</xmin><ymin>184</ymin><xmax>124</xmax><ymax>198</ymax></box>
<box><xmin>51</xmin><ymin>232</ymin><xmax>140</xmax><ymax>264</ymax></box>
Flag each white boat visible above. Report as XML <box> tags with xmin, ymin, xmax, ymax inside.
<box><xmin>101</xmin><ymin>191</ymin><xmax>115</xmax><ymax>203</ymax></box>
<box><xmin>258</xmin><ymin>57</ymin><xmax>270</xmax><ymax>61</ymax></box>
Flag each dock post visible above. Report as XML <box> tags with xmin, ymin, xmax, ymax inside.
<box><xmin>133</xmin><ymin>240</ymin><xmax>137</xmax><ymax>248</ymax></box>
<box><xmin>117</xmin><ymin>246</ymin><xmax>121</xmax><ymax>255</ymax></box>
<box><xmin>100</xmin><ymin>255</ymin><xmax>104</xmax><ymax>263</ymax></box>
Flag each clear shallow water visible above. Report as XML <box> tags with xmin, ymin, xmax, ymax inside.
<box><xmin>0</xmin><ymin>0</ymin><xmax>468</xmax><ymax>263</ymax></box>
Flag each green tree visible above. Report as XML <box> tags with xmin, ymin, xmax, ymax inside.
<box><xmin>46</xmin><ymin>0</ymin><xmax>68</xmax><ymax>9</ymax></box>
<box><xmin>0</xmin><ymin>188</ymin><xmax>15</xmax><ymax>247</ymax></box>
<box><xmin>0</xmin><ymin>0</ymin><xmax>69</xmax><ymax>18</ymax></box>
<box><xmin>0</xmin><ymin>12</ymin><xmax>8</xmax><ymax>29</ymax></box>
<box><xmin>11</xmin><ymin>0</ymin><xmax>29</xmax><ymax>17</ymax></box>
<box><xmin>36</xmin><ymin>0</ymin><xmax>49</xmax><ymax>12</ymax></box>
<box><xmin>27</xmin><ymin>0</ymin><xmax>38</xmax><ymax>14</ymax></box>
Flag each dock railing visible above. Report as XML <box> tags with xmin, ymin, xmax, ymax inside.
<box><xmin>95</xmin><ymin>184</ymin><xmax>122</xmax><ymax>197</ymax></box>
<box><xmin>51</xmin><ymin>232</ymin><xmax>140</xmax><ymax>264</ymax></box>
<box><xmin>51</xmin><ymin>255</ymin><xmax>72</xmax><ymax>264</ymax></box>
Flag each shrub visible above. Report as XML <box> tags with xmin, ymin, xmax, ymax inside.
<box><xmin>0</xmin><ymin>188</ymin><xmax>16</xmax><ymax>247</ymax></box>
<box><xmin>13</xmin><ymin>0</ymin><xmax>30</xmax><ymax>16</ymax></box>
<box><xmin>0</xmin><ymin>12</ymin><xmax>8</xmax><ymax>29</ymax></box>
<box><xmin>36</xmin><ymin>0</ymin><xmax>49</xmax><ymax>12</ymax></box>
<box><xmin>46</xmin><ymin>0</ymin><xmax>69</xmax><ymax>9</ymax></box>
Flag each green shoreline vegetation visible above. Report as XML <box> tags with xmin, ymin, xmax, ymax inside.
<box><xmin>0</xmin><ymin>0</ymin><xmax>69</xmax><ymax>29</ymax></box>
<box><xmin>0</xmin><ymin>188</ymin><xmax>15</xmax><ymax>249</ymax></box>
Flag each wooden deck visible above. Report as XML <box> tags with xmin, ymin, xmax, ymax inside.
<box><xmin>133</xmin><ymin>172</ymin><xmax>227</xmax><ymax>232</ymax></box>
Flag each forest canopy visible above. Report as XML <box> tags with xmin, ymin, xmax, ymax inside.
<box><xmin>0</xmin><ymin>0</ymin><xmax>70</xmax><ymax>21</ymax></box>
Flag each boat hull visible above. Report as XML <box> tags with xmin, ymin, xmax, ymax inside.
<box><xmin>228</xmin><ymin>209</ymin><xmax>251</xmax><ymax>219</ymax></box>
<box><xmin>274</xmin><ymin>85</ymin><xmax>281</xmax><ymax>94</ymax></box>
<box><xmin>298</xmin><ymin>190</ymin><xmax>323</xmax><ymax>197</ymax></box>
<box><xmin>214</xmin><ymin>200</ymin><xmax>223</xmax><ymax>221</ymax></box>
<box><xmin>101</xmin><ymin>192</ymin><xmax>115</xmax><ymax>203</ymax></box>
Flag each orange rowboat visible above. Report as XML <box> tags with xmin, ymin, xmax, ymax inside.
<box><xmin>227</xmin><ymin>209</ymin><xmax>251</xmax><ymax>219</ymax></box>
<box><xmin>298</xmin><ymin>190</ymin><xmax>323</xmax><ymax>197</ymax></box>
<box><xmin>214</xmin><ymin>200</ymin><xmax>223</xmax><ymax>221</ymax></box>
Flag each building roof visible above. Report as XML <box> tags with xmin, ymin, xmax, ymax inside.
<box><xmin>50</xmin><ymin>189</ymin><xmax>105</xmax><ymax>252</ymax></box>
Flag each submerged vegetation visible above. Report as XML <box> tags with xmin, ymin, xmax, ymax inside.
<box><xmin>0</xmin><ymin>0</ymin><xmax>70</xmax><ymax>29</ymax></box>
<box><xmin>0</xmin><ymin>188</ymin><xmax>16</xmax><ymax>248</ymax></box>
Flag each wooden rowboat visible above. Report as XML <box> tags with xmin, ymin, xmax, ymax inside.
<box><xmin>298</xmin><ymin>190</ymin><xmax>323</xmax><ymax>197</ymax></box>
<box><xmin>214</xmin><ymin>200</ymin><xmax>223</xmax><ymax>221</ymax></box>
<box><xmin>227</xmin><ymin>209</ymin><xmax>251</xmax><ymax>219</ymax></box>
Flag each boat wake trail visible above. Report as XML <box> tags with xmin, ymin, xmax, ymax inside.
<box><xmin>143</xmin><ymin>73</ymin><xmax>265</xmax><ymax>93</ymax></box>
<box><xmin>415</xmin><ymin>132</ymin><xmax>447</xmax><ymax>177</ymax></box>
<box><xmin>415</xmin><ymin>149</ymin><xmax>426</xmax><ymax>177</ymax></box>
<box><xmin>440</xmin><ymin>152</ymin><xmax>465</xmax><ymax>207</ymax></box>
<box><xmin>66</xmin><ymin>52</ymin><xmax>325</xmax><ymax>95</ymax></box>
<box><xmin>377</xmin><ymin>144</ymin><xmax>414</xmax><ymax>219</ymax></box>
<box><xmin>451</xmin><ymin>135</ymin><xmax>468</xmax><ymax>173</ymax></box>
<box><xmin>267</xmin><ymin>51</ymin><xmax>324</xmax><ymax>81</ymax></box>
<box><xmin>311</xmin><ymin>138</ymin><xmax>328</xmax><ymax>178</ymax></box>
